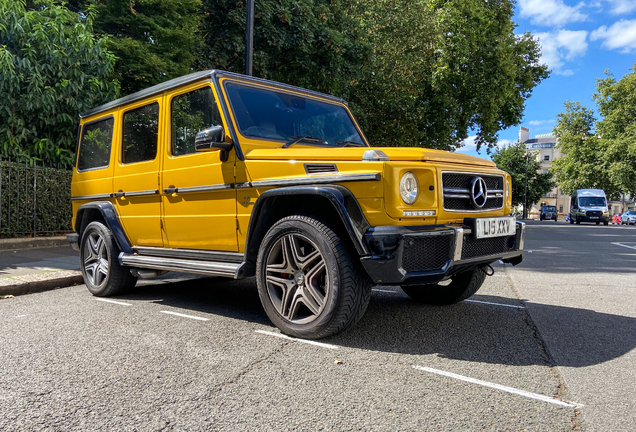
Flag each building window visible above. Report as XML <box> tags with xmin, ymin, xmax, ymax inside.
<box><xmin>544</xmin><ymin>155</ymin><xmax>550</xmax><ymax>161</ymax></box>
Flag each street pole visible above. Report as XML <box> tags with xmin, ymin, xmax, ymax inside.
<box><xmin>245</xmin><ymin>0</ymin><xmax>255</xmax><ymax>76</ymax></box>
<box><xmin>524</xmin><ymin>152</ymin><xmax>528</xmax><ymax>219</ymax></box>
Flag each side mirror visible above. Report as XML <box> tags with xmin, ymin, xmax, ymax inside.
<box><xmin>195</xmin><ymin>125</ymin><xmax>233</xmax><ymax>161</ymax></box>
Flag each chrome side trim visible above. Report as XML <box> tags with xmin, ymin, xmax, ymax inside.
<box><xmin>176</xmin><ymin>183</ymin><xmax>234</xmax><ymax>194</ymax></box>
<box><xmin>71</xmin><ymin>193</ymin><xmax>113</xmax><ymax>201</ymax></box>
<box><xmin>133</xmin><ymin>246</ymin><xmax>243</xmax><ymax>263</ymax></box>
<box><xmin>235</xmin><ymin>182</ymin><xmax>253</xmax><ymax>189</ymax></box>
<box><xmin>252</xmin><ymin>173</ymin><xmax>381</xmax><ymax>188</ymax></box>
<box><xmin>119</xmin><ymin>253</ymin><xmax>241</xmax><ymax>278</ymax></box>
<box><xmin>125</xmin><ymin>189</ymin><xmax>159</xmax><ymax>197</ymax></box>
<box><xmin>453</xmin><ymin>228</ymin><xmax>464</xmax><ymax>261</ymax></box>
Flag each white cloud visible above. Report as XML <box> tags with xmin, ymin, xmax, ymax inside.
<box><xmin>535</xmin><ymin>30</ymin><xmax>588</xmax><ymax>75</ymax></box>
<box><xmin>591</xmin><ymin>20</ymin><xmax>636</xmax><ymax>52</ymax></box>
<box><xmin>604</xmin><ymin>0</ymin><xmax>636</xmax><ymax>15</ymax></box>
<box><xmin>519</xmin><ymin>0</ymin><xmax>587</xmax><ymax>28</ymax></box>
<box><xmin>528</xmin><ymin>119</ymin><xmax>555</xmax><ymax>126</ymax></box>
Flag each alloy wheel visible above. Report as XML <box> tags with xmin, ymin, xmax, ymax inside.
<box><xmin>83</xmin><ymin>231</ymin><xmax>109</xmax><ymax>288</ymax></box>
<box><xmin>265</xmin><ymin>233</ymin><xmax>329</xmax><ymax>324</ymax></box>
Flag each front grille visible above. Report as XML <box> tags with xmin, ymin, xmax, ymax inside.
<box><xmin>586</xmin><ymin>211</ymin><xmax>602</xmax><ymax>218</ymax></box>
<box><xmin>442</xmin><ymin>172</ymin><xmax>504</xmax><ymax>212</ymax></box>
<box><xmin>402</xmin><ymin>234</ymin><xmax>452</xmax><ymax>272</ymax></box>
<box><xmin>461</xmin><ymin>234</ymin><xmax>516</xmax><ymax>260</ymax></box>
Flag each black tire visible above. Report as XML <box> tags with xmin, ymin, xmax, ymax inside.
<box><xmin>256</xmin><ymin>215</ymin><xmax>372</xmax><ymax>339</ymax></box>
<box><xmin>576</xmin><ymin>217</ymin><xmax>581</xmax><ymax>225</ymax></box>
<box><xmin>80</xmin><ymin>221</ymin><xmax>137</xmax><ymax>296</ymax></box>
<box><xmin>604</xmin><ymin>221</ymin><xmax>608</xmax><ymax>226</ymax></box>
<box><xmin>569</xmin><ymin>217</ymin><xmax>573</xmax><ymax>224</ymax></box>
<box><xmin>400</xmin><ymin>267</ymin><xmax>487</xmax><ymax>305</ymax></box>
<box><xmin>596</xmin><ymin>221</ymin><xmax>600</xmax><ymax>225</ymax></box>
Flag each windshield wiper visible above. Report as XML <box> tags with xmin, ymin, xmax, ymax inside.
<box><xmin>283</xmin><ymin>136</ymin><xmax>328</xmax><ymax>148</ymax></box>
<box><xmin>336</xmin><ymin>141</ymin><xmax>366</xmax><ymax>147</ymax></box>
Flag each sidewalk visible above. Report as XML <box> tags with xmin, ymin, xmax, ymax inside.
<box><xmin>0</xmin><ymin>238</ymin><xmax>83</xmax><ymax>297</ymax></box>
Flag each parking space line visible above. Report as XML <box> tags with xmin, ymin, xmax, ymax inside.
<box><xmin>372</xmin><ymin>288</ymin><xmax>398</xmax><ymax>293</ymax></box>
<box><xmin>160</xmin><ymin>311</ymin><xmax>209</xmax><ymax>321</ymax></box>
<box><xmin>255</xmin><ymin>330</ymin><xmax>339</xmax><ymax>349</ymax></box>
<box><xmin>611</xmin><ymin>242</ymin><xmax>636</xmax><ymax>251</ymax></box>
<box><xmin>413</xmin><ymin>366</ymin><xmax>582</xmax><ymax>408</ymax></box>
<box><xmin>95</xmin><ymin>298</ymin><xmax>132</xmax><ymax>306</ymax></box>
<box><xmin>464</xmin><ymin>299</ymin><xmax>525</xmax><ymax>309</ymax></box>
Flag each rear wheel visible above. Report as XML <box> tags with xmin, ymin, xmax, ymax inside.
<box><xmin>80</xmin><ymin>221</ymin><xmax>137</xmax><ymax>296</ymax></box>
<box><xmin>256</xmin><ymin>215</ymin><xmax>371</xmax><ymax>339</ymax></box>
<box><xmin>400</xmin><ymin>267</ymin><xmax>487</xmax><ymax>305</ymax></box>
<box><xmin>576</xmin><ymin>217</ymin><xmax>581</xmax><ymax>225</ymax></box>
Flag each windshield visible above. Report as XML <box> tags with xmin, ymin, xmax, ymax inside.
<box><xmin>542</xmin><ymin>206</ymin><xmax>556</xmax><ymax>212</ymax></box>
<box><xmin>579</xmin><ymin>197</ymin><xmax>606</xmax><ymax>207</ymax></box>
<box><xmin>224</xmin><ymin>82</ymin><xmax>366</xmax><ymax>147</ymax></box>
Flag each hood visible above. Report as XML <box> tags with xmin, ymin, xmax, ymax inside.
<box><xmin>244</xmin><ymin>146</ymin><xmax>495</xmax><ymax>167</ymax></box>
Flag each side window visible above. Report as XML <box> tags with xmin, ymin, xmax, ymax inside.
<box><xmin>122</xmin><ymin>102</ymin><xmax>159</xmax><ymax>164</ymax></box>
<box><xmin>78</xmin><ymin>117</ymin><xmax>114</xmax><ymax>171</ymax></box>
<box><xmin>171</xmin><ymin>86</ymin><xmax>223</xmax><ymax>156</ymax></box>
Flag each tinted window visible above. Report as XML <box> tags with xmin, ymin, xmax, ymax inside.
<box><xmin>579</xmin><ymin>197</ymin><xmax>606</xmax><ymax>207</ymax></box>
<box><xmin>172</xmin><ymin>87</ymin><xmax>223</xmax><ymax>156</ymax></box>
<box><xmin>78</xmin><ymin>117</ymin><xmax>114</xmax><ymax>171</ymax></box>
<box><xmin>122</xmin><ymin>103</ymin><xmax>159</xmax><ymax>164</ymax></box>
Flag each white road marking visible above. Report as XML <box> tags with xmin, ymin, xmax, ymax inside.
<box><xmin>95</xmin><ymin>298</ymin><xmax>132</xmax><ymax>306</ymax></box>
<box><xmin>160</xmin><ymin>311</ymin><xmax>209</xmax><ymax>321</ymax></box>
<box><xmin>255</xmin><ymin>330</ymin><xmax>339</xmax><ymax>349</ymax></box>
<box><xmin>372</xmin><ymin>288</ymin><xmax>398</xmax><ymax>293</ymax></box>
<box><xmin>611</xmin><ymin>242</ymin><xmax>636</xmax><ymax>251</ymax></box>
<box><xmin>464</xmin><ymin>299</ymin><xmax>525</xmax><ymax>309</ymax></box>
<box><xmin>413</xmin><ymin>366</ymin><xmax>582</xmax><ymax>408</ymax></box>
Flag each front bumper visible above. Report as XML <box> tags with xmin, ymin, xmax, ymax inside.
<box><xmin>578</xmin><ymin>214</ymin><xmax>608</xmax><ymax>223</ymax></box>
<box><xmin>360</xmin><ymin>221</ymin><xmax>525</xmax><ymax>286</ymax></box>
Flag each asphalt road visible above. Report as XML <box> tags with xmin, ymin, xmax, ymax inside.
<box><xmin>1</xmin><ymin>220</ymin><xmax>634</xmax><ymax>431</ymax></box>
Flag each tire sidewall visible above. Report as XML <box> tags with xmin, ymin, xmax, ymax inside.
<box><xmin>256</xmin><ymin>218</ymin><xmax>344</xmax><ymax>337</ymax></box>
<box><xmin>80</xmin><ymin>221</ymin><xmax>115</xmax><ymax>295</ymax></box>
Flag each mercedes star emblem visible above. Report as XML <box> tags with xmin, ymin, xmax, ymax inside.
<box><xmin>470</xmin><ymin>176</ymin><xmax>488</xmax><ymax>209</ymax></box>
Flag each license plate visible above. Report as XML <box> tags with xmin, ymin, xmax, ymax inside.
<box><xmin>590</xmin><ymin>217</ymin><xmax>598</xmax><ymax>219</ymax></box>
<box><xmin>474</xmin><ymin>217</ymin><xmax>516</xmax><ymax>239</ymax></box>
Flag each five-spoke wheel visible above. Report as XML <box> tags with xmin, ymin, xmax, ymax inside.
<box><xmin>80</xmin><ymin>221</ymin><xmax>136</xmax><ymax>296</ymax></box>
<box><xmin>256</xmin><ymin>215</ymin><xmax>371</xmax><ymax>339</ymax></box>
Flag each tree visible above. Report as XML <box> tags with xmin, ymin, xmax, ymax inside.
<box><xmin>0</xmin><ymin>0</ymin><xmax>119</xmax><ymax>166</ymax></box>
<box><xmin>491</xmin><ymin>142</ymin><xmax>554</xmax><ymax>208</ymax></box>
<box><xmin>199</xmin><ymin>0</ymin><xmax>368</xmax><ymax>98</ymax></box>
<box><xmin>348</xmin><ymin>0</ymin><xmax>549</xmax><ymax>151</ymax></box>
<box><xmin>65</xmin><ymin>0</ymin><xmax>203</xmax><ymax>96</ymax></box>
<box><xmin>550</xmin><ymin>101</ymin><xmax>618</xmax><ymax>196</ymax></box>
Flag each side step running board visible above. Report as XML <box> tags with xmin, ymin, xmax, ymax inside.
<box><xmin>119</xmin><ymin>253</ymin><xmax>244</xmax><ymax>278</ymax></box>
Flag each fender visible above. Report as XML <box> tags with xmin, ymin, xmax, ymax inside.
<box><xmin>74</xmin><ymin>201</ymin><xmax>133</xmax><ymax>254</ymax></box>
<box><xmin>243</xmin><ymin>185</ymin><xmax>371</xmax><ymax>270</ymax></box>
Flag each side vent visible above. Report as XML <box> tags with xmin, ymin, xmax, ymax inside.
<box><xmin>304</xmin><ymin>164</ymin><xmax>338</xmax><ymax>175</ymax></box>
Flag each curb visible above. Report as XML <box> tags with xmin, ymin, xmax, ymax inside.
<box><xmin>0</xmin><ymin>236</ymin><xmax>69</xmax><ymax>251</ymax></box>
<box><xmin>0</xmin><ymin>271</ymin><xmax>83</xmax><ymax>297</ymax></box>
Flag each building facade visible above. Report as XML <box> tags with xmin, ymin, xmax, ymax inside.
<box><xmin>519</xmin><ymin>127</ymin><xmax>571</xmax><ymax>217</ymax></box>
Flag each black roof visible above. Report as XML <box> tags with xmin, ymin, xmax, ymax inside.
<box><xmin>79</xmin><ymin>70</ymin><xmax>347</xmax><ymax>119</ymax></box>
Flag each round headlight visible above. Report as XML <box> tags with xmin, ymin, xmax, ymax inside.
<box><xmin>400</xmin><ymin>172</ymin><xmax>419</xmax><ymax>205</ymax></box>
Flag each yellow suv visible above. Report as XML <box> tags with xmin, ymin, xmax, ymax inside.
<box><xmin>67</xmin><ymin>70</ymin><xmax>525</xmax><ymax>339</ymax></box>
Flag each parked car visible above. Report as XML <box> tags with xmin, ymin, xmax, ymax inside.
<box><xmin>613</xmin><ymin>213</ymin><xmax>622</xmax><ymax>224</ymax></box>
<box><xmin>621</xmin><ymin>211</ymin><xmax>636</xmax><ymax>225</ymax></box>
<box><xmin>67</xmin><ymin>70</ymin><xmax>525</xmax><ymax>339</ymax></box>
<box><xmin>539</xmin><ymin>205</ymin><xmax>558</xmax><ymax>221</ymax></box>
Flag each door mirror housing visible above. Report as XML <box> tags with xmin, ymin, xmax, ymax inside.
<box><xmin>195</xmin><ymin>125</ymin><xmax>233</xmax><ymax>161</ymax></box>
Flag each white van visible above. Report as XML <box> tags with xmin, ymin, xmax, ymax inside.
<box><xmin>569</xmin><ymin>189</ymin><xmax>609</xmax><ymax>225</ymax></box>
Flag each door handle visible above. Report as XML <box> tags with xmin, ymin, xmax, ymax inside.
<box><xmin>163</xmin><ymin>188</ymin><xmax>178</xmax><ymax>194</ymax></box>
<box><xmin>113</xmin><ymin>191</ymin><xmax>125</xmax><ymax>198</ymax></box>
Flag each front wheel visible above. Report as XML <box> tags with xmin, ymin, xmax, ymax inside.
<box><xmin>401</xmin><ymin>267</ymin><xmax>487</xmax><ymax>305</ymax></box>
<box><xmin>80</xmin><ymin>221</ymin><xmax>137</xmax><ymax>296</ymax></box>
<box><xmin>256</xmin><ymin>215</ymin><xmax>371</xmax><ymax>339</ymax></box>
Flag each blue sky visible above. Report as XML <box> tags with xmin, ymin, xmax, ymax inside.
<box><xmin>457</xmin><ymin>0</ymin><xmax>636</xmax><ymax>158</ymax></box>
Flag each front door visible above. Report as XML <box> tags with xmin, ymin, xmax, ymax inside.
<box><xmin>161</xmin><ymin>83</ymin><xmax>238</xmax><ymax>252</ymax></box>
<box><xmin>113</xmin><ymin>98</ymin><xmax>164</xmax><ymax>247</ymax></box>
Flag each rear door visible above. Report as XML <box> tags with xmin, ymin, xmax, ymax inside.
<box><xmin>113</xmin><ymin>98</ymin><xmax>164</xmax><ymax>247</ymax></box>
<box><xmin>160</xmin><ymin>82</ymin><xmax>237</xmax><ymax>252</ymax></box>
